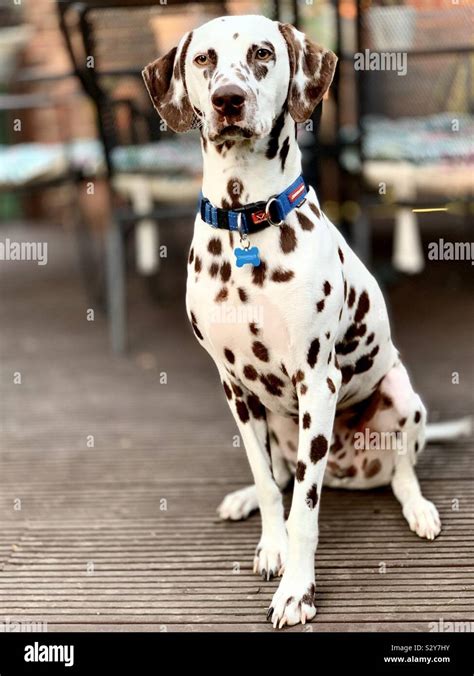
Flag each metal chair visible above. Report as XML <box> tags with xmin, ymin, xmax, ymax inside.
<box><xmin>335</xmin><ymin>0</ymin><xmax>474</xmax><ymax>269</ymax></box>
<box><xmin>57</xmin><ymin>0</ymin><xmax>228</xmax><ymax>352</ymax></box>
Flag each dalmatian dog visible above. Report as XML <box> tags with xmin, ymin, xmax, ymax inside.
<box><xmin>142</xmin><ymin>14</ymin><xmax>442</xmax><ymax>628</ymax></box>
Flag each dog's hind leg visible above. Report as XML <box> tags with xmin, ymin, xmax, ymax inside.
<box><xmin>392</xmin><ymin>453</ymin><xmax>441</xmax><ymax>540</ymax></box>
<box><xmin>217</xmin><ymin>484</ymin><xmax>259</xmax><ymax>521</ymax></box>
<box><xmin>385</xmin><ymin>362</ymin><xmax>441</xmax><ymax>540</ymax></box>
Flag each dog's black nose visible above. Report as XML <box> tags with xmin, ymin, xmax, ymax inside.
<box><xmin>211</xmin><ymin>85</ymin><xmax>246</xmax><ymax>118</ymax></box>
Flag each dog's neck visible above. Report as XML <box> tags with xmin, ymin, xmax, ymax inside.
<box><xmin>200</xmin><ymin>110</ymin><xmax>302</xmax><ymax>208</ymax></box>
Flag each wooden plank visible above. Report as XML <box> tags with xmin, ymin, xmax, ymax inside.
<box><xmin>1</xmin><ymin>230</ymin><xmax>473</xmax><ymax>630</ymax></box>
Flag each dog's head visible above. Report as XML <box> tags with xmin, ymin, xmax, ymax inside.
<box><xmin>142</xmin><ymin>15</ymin><xmax>337</xmax><ymax>144</ymax></box>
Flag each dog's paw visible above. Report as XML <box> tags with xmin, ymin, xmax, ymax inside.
<box><xmin>217</xmin><ymin>485</ymin><xmax>258</xmax><ymax>521</ymax></box>
<box><xmin>403</xmin><ymin>497</ymin><xmax>441</xmax><ymax>540</ymax></box>
<box><xmin>253</xmin><ymin>532</ymin><xmax>288</xmax><ymax>581</ymax></box>
<box><xmin>267</xmin><ymin>576</ymin><xmax>316</xmax><ymax>629</ymax></box>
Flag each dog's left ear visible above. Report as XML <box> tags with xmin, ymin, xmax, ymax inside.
<box><xmin>279</xmin><ymin>23</ymin><xmax>337</xmax><ymax>123</ymax></box>
<box><xmin>142</xmin><ymin>31</ymin><xmax>198</xmax><ymax>133</ymax></box>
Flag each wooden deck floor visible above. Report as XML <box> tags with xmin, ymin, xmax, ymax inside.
<box><xmin>0</xmin><ymin>225</ymin><xmax>473</xmax><ymax>631</ymax></box>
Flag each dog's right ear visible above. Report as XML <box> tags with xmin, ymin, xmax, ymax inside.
<box><xmin>142</xmin><ymin>31</ymin><xmax>197</xmax><ymax>133</ymax></box>
<box><xmin>279</xmin><ymin>23</ymin><xmax>337</xmax><ymax>123</ymax></box>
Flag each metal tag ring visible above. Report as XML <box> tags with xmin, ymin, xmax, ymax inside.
<box><xmin>265</xmin><ymin>197</ymin><xmax>284</xmax><ymax>227</ymax></box>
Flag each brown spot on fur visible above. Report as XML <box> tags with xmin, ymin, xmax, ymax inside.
<box><xmin>271</xmin><ymin>268</ymin><xmax>294</xmax><ymax>283</ymax></box>
<box><xmin>414</xmin><ymin>410</ymin><xmax>421</xmax><ymax>424</ymax></box>
<box><xmin>247</xmin><ymin>393</ymin><xmax>265</xmax><ymax>419</ymax></box>
<box><xmin>249</xmin><ymin>322</ymin><xmax>259</xmax><ymax>336</ymax></box>
<box><xmin>336</xmin><ymin>339</ymin><xmax>358</xmax><ymax>356</ymax></box>
<box><xmin>223</xmin><ymin>382</ymin><xmax>232</xmax><ymax>400</ymax></box>
<box><xmin>310</xmin><ymin>435</ymin><xmax>328</xmax><ymax>463</ymax></box>
<box><xmin>224</xmin><ymin>348</ymin><xmax>235</xmax><ymax>364</ymax></box>
<box><xmin>292</xmin><ymin>370</ymin><xmax>305</xmax><ymax>386</ymax></box>
<box><xmin>209</xmin><ymin>262</ymin><xmax>219</xmax><ymax>277</ymax></box>
<box><xmin>306</xmin><ymin>484</ymin><xmax>318</xmax><ymax>509</ymax></box>
<box><xmin>220</xmin><ymin>261</ymin><xmax>232</xmax><ymax>283</ymax></box>
<box><xmin>316</xmin><ymin>299</ymin><xmax>325</xmax><ymax>312</ymax></box>
<box><xmin>302</xmin><ymin>412</ymin><xmax>311</xmax><ymax>429</ymax></box>
<box><xmin>399</xmin><ymin>417</ymin><xmax>407</xmax><ymax>427</ymax></box>
<box><xmin>190</xmin><ymin>312</ymin><xmax>204</xmax><ymax>341</ymax></box>
<box><xmin>252</xmin><ymin>341</ymin><xmax>269</xmax><ymax>362</ymax></box>
<box><xmin>323</xmin><ymin>281</ymin><xmax>332</xmax><ymax>296</ymax></box>
<box><xmin>366</xmin><ymin>333</ymin><xmax>375</xmax><ymax>345</ymax></box>
<box><xmin>188</xmin><ymin>247</ymin><xmax>194</xmax><ymax>264</ymax></box>
<box><xmin>354</xmin><ymin>354</ymin><xmax>375</xmax><ymax>374</ymax></box>
<box><xmin>338</xmin><ymin>247</ymin><xmax>344</xmax><ymax>263</ymax></box>
<box><xmin>354</xmin><ymin>291</ymin><xmax>370</xmax><ymax>323</ymax></box>
<box><xmin>215</xmin><ymin>287</ymin><xmax>228</xmax><ymax>302</ymax></box>
<box><xmin>307</xmin><ymin>338</ymin><xmax>320</xmax><ymax>368</ymax></box>
<box><xmin>246</xmin><ymin>43</ymin><xmax>272</xmax><ymax>80</ymax></box>
<box><xmin>296</xmin><ymin>461</ymin><xmax>306</xmax><ymax>482</ymax></box>
<box><xmin>208</xmin><ymin>238</ymin><xmax>222</xmax><ymax>256</ymax></box>
<box><xmin>296</xmin><ymin>211</ymin><xmax>314</xmax><ymax>231</ymax></box>
<box><xmin>340</xmin><ymin>365</ymin><xmax>354</xmax><ymax>384</ymax></box>
<box><xmin>347</xmin><ymin>287</ymin><xmax>356</xmax><ymax>308</ymax></box>
<box><xmin>327</xmin><ymin>377</ymin><xmax>336</xmax><ymax>393</ymax></box>
<box><xmin>364</xmin><ymin>458</ymin><xmax>382</xmax><ymax>479</ymax></box>
<box><xmin>238</xmin><ymin>287</ymin><xmax>248</xmax><ymax>302</ymax></box>
<box><xmin>279</xmin><ymin>136</ymin><xmax>290</xmax><ymax>172</ymax></box>
<box><xmin>194</xmin><ymin>256</ymin><xmax>202</xmax><ymax>273</ymax></box>
<box><xmin>300</xmin><ymin>384</ymin><xmax>308</xmax><ymax>395</ymax></box>
<box><xmin>236</xmin><ymin>399</ymin><xmax>249</xmax><ymax>423</ymax></box>
<box><xmin>309</xmin><ymin>202</ymin><xmax>321</xmax><ymax>218</ymax></box>
<box><xmin>328</xmin><ymin>462</ymin><xmax>357</xmax><ymax>479</ymax></box>
<box><xmin>231</xmin><ymin>383</ymin><xmax>243</xmax><ymax>397</ymax></box>
<box><xmin>191</xmin><ymin>323</ymin><xmax>203</xmax><ymax>341</ymax></box>
<box><xmin>266</xmin><ymin>109</ymin><xmax>286</xmax><ymax>160</ymax></box>
<box><xmin>260</xmin><ymin>373</ymin><xmax>284</xmax><ymax>396</ymax></box>
<box><xmin>243</xmin><ymin>364</ymin><xmax>258</xmax><ymax>380</ymax></box>
<box><xmin>252</xmin><ymin>260</ymin><xmax>267</xmax><ymax>286</ymax></box>
<box><xmin>226</xmin><ymin>178</ymin><xmax>244</xmax><ymax>208</ymax></box>
<box><xmin>280</xmin><ymin>225</ymin><xmax>297</xmax><ymax>253</ymax></box>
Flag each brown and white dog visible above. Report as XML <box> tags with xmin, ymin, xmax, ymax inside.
<box><xmin>143</xmin><ymin>15</ymin><xmax>442</xmax><ymax>628</ymax></box>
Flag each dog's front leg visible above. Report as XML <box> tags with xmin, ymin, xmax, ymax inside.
<box><xmin>269</xmin><ymin>356</ymin><xmax>341</xmax><ymax>628</ymax></box>
<box><xmin>219</xmin><ymin>373</ymin><xmax>287</xmax><ymax>580</ymax></box>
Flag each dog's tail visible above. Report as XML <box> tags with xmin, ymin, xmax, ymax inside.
<box><xmin>426</xmin><ymin>416</ymin><xmax>473</xmax><ymax>443</ymax></box>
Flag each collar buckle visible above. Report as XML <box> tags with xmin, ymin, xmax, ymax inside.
<box><xmin>265</xmin><ymin>196</ymin><xmax>284</xmax><ymax>227</ymax></box>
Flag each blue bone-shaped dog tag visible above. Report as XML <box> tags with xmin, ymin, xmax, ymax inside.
<box><xmin>234</xmin><ymin>246</ymin><xmax>261</xmax><ymax>267</ymax></box>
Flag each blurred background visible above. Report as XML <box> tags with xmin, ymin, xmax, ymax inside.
<box><xmin>0</xmin><ymin>0</ymin><xmax>473</xmax><ymax>631</ymax></box>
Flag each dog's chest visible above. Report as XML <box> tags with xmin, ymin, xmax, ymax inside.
<box><xmin>186</xmin><ymin>220</ymin><xmax>301</xmax><ymax>414</ymax></box>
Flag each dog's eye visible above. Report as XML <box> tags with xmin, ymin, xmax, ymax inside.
<box><xmin>194</xmin><ymin>54</ymin><xmax>209</xmax><ymax>67</ymax></box>
<box><xmin>255</xmin><ymin>48</ymin><xmax>272</xmax><ymax>61</ymax></box>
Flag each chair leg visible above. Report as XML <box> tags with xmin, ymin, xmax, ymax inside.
<box><xmin>105</xmin><ymin>218</ymin><xmax>127</xmax><ymax>353</ymax></box>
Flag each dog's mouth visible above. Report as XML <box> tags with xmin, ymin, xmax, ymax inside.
<box><xmin>209</xmin><ymin>124</ymin><xmax>256</xmax><ymax>143</ymax></box>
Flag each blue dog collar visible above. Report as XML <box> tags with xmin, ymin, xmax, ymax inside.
<box><xmin>199</xmin><ymin>174</ymin><xmax>308</xmax><ymax>235</ymax></box>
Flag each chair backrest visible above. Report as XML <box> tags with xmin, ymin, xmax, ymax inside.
<box><xmin>56</xmin><ymin>0</ymin><xmax>227</xmax><ymax>176</ymax></box>
<box><xmin>356</xmin><ymin>1</ymin><xmax>473</xmax><ymax>120</ymax></box>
